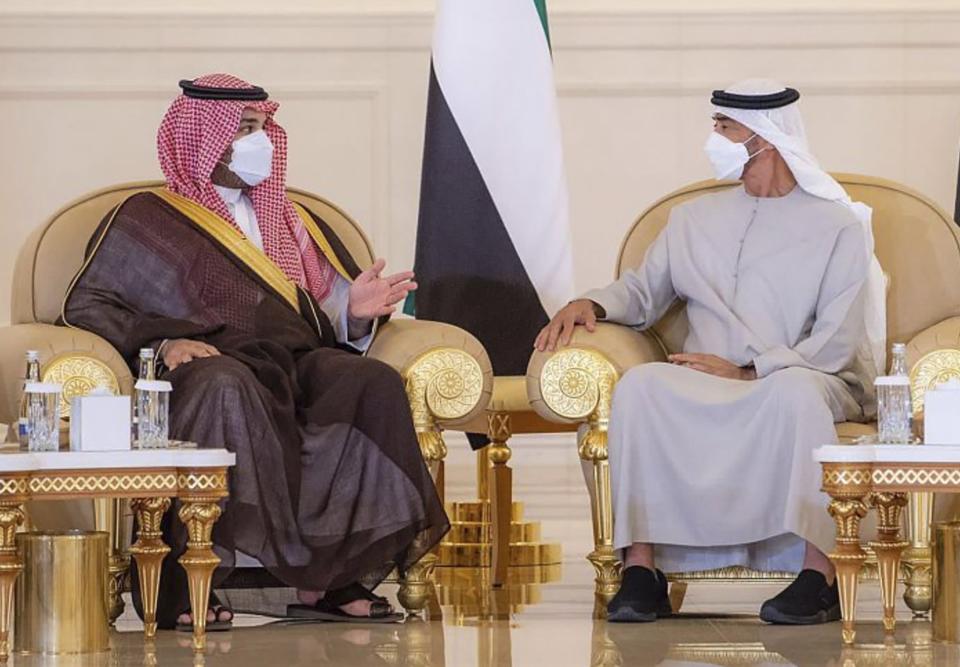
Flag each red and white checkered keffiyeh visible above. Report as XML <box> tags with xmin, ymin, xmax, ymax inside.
<box><xmin>157</xmin><ymin>73</ymin><xmax>338</xmax><ymax>303</ymax></box>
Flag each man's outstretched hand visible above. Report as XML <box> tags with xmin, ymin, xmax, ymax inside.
<box><xmin>348</xmin><ymin>258</ymin><xmax>416</xmax><ymax>321</ymax></box>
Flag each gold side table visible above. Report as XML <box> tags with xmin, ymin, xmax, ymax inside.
<box><xmin>0</xmin><ymin>445</ymin><xmax>235</xmax><ymax>661</ymax></box>
<box><xmin>815</xmin><ymin>443</ymin><xmax>960</xmax><ymax>645</ymax></box>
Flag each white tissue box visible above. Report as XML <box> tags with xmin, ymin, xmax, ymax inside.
<box><xmin>69</xmin><ymin>394</ymin><xmax>131</xmax><ymax>451</ymax></box>
<box><xmin>924</xmin><ymin>380</ymin><xmax>960</xmax><ymax>446</ymax></box>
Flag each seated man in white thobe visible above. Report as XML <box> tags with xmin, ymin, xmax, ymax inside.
<box><xmin>536</xmin><ymin>80</ymin><xmax>886</xmax><ymax>625</ymax></box>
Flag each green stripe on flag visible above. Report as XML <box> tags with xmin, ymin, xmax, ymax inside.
<box><xmin>533</xmin><ymin>0</ymin><xmax>552</xmax><ymax>49</ymax></box>
<box><xmin>403</xmin><ymin>290</ymin><xmax>416</xmax><ymax>316</ymax></box>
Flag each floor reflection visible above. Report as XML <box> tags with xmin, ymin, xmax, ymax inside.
<box><xmin>435</xmin><ymin>564</ymin><xmax>562</xmax><ymax>622</ymax></box>
<box><xmin>12</xmin><ymin>566</ymin><xmax>960</xmax><ymax>666</ymax></box>
<box><xmin>591</xmin><ymin>616</ymin><xmax>960</xmax><ymax>667</ymax></box>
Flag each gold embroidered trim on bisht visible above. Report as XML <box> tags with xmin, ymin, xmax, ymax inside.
<box><xmin>154</xmin><ymin>190</ymin><xmax>301</xmax><ymax>312</ymax></box>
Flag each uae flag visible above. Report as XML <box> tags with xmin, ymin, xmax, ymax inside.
<box><xmin>408</xmin><ymin>0</ymin><xmax>574</xmax><ymax>378</ymax></box>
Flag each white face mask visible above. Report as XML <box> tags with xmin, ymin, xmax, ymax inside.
<box><xmin>703</xmin><ymin>131</ymin><xmax>768</xmax><ymax>180</ymax></box>
<box><xmin>227</xmin><ymin>130</ymin><xmax>274</xmax><ymax>187</ymax></box>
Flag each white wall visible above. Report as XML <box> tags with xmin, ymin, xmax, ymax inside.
<box><xmin>2</xmin><ymin>0</ymin><xmax>960</xmax><ymax>325</ymax></box>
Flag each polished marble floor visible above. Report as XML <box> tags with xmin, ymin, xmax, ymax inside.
<box><xmin>10</xmin><ymin>553</ymin><xmax>957</xmax><ymax>666</ymax></box>
<box><xmin>9</xmin><ymin>434</ymin><xmax>960</xmax><ymax>666</ymax></box>
<box><xmin>9</xmin><ymin>568</ymin><xmax>960</xmax><ymax>667</ymax></box>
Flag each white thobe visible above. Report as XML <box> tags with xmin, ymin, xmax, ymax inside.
<box><xmin>214</xmin><ymin>186</ymin><xmax>372</xmax><ymax>351</ymax></box>
<box><xmin>582</xmin><ymin>186</ymin><xmax>874</xmax><ymax>573</ymax></box>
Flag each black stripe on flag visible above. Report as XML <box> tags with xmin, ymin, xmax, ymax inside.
<box><xmin>413</xmin><ymin>63</ymin><xmax>549</xmax><ymax>377</ymax></box>
<box><xmin>955</xmin><ymin>149</ymin><xmax>960</xmax><ymax>225</ymax></box>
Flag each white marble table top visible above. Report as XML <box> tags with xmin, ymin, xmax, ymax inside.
<box><xmin>0</xmin><ymin>443</ymin><xmax>235</xmax><ymax>472</ymax></box>
<box><xmin>814</xmin><ymin>444</ymin><xmax>960</xmax><ymax>464</ymax></box>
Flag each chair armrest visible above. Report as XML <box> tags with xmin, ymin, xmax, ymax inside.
<box><xmin>906</xmin><ymin>316</ymin><xmax>960</xmax><ymax>367</ymax></box>
<box><xmin>367</xmin><ymin>319</ymin><xmax>493</xmax><ymax>430</ymax></box>
<box><xmin>526</xmin><ymin>322</ymin><xmax>666</xmax><ymax>423</ymax></box>
<box><xmin>906</xmin><ymin>316</ymin><xmax>960</xmax><ymax>415</ymax></box>
<box><xmin>0</xmin><ymin>323</ymin><xmax>133</xmax><ymax>424</ymax></box>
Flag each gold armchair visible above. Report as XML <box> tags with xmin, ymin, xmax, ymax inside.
<box><xmin>527</xmin><ymin>174</ymin><xmax>960</xmax><ymax>615</ymax></box>
<box><xmin>0</xmin><ymin>181</ymin><xmax>493</xmax><ymax>617</ymax></box>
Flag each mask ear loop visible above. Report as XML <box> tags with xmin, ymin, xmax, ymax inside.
<box><xmin>742</xmin><ymin>134</ymin><xmax>772</xmax><ymax>161</ymax></box>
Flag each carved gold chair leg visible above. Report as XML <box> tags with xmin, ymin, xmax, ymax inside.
<box><xmin>401</xmin><ymin>408</ymin><xmax>446</xmax><ymax>617</ymax></box>
<box><xmin>400</xmin><ymin>346</ymin><xmax>486</xmax><ymax>611</ymax></box>
<box><xmin>415</xmin><ymin>425</ymin><xmax>447</xmax><ymax>506</ymax></box>
<box><xmin>0</xmin><ymin>502</ymin><xmax>24</xmax><ymax>663</ymax></box>
<box><xmin>868</xmin><ymin>492</ymin><xmax>909</xmax><ymax>633</ymax></box>
<box><xmin>398</xmin><ymin>552</ymin><xmax>440</xmax><ymax>618</ymax></box>
<box><xmin>129</xmin><ymin>497</ymin><xmax>172</xmax><ymax>640</ymax></box>
<box><xmin>581</xmin><ymin>419</ymin><xmax>620</xmax><ymax>617</ymax></box>
<box><xmin>404</xmin><ymin>346</ymin><xmax>482</xmax><ymax>508</ymax></box>
<box><xmin>903</xmin><ymin>490</ymin><xmax>934</xmax><ymax>617</ymax></box>
<box><xmin>487</xmin><ymin>411</ymin><xmax>514</xmax><ymax>588</ymax></box>
<box><xmin>668</xmin><ymin>581</ymin><xmax>688</xmax><ymax>614</ymax></box>
<box><xmin>827</xmin><ymin>492</ymin><xmax>869</xmax><ymax>645</ymax></box>
<box><xmin>576</xmin><ymin>359</ymin><xmax>622</xmax><ymax>617</ymax></box>
<box><xmin>539</xmin><ymin>348</ymin><xmax>622</xmax><ymax>613</ymax></box>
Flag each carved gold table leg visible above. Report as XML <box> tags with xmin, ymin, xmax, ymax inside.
<box><xmin>176</xmin><ymin>467</ymin><xmax>229</xmax><ymax>653</ymax></box>
<box><xmin>868</xmin><ymin>492</ymin><xmax>909</xmax><ymax>633</ymax></box>
<box><xmin>178</xmin><ymin>499</ymin><xmax>222</xmax><ymax>653</ymax></box>
<box><xmin>828</xmin><ymin>491</ymin><xmax>868</xmax><ymax>644</ymax></box>
<box><xmin>0</xmin><ymin>502</ymin><xmax>24</xmax><ymax>662</ymax></box>
<box><xmin>129</xmin><ymin>497</ymin><xmax>172</xmax><ymax>639</ymax></box>
<box><xmin>903</xmin><ymin>490</ymin><xmax>934</xmax><ymax>617</ymax></box>
<box><xmin>487</xmin><ymin>412</ymin><xmax>513</xmax><ymax>588</ymax></box>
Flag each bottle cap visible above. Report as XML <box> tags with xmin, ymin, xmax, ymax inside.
<box><xmin>135</xmin><ymin>379</ymin><xmax>172</xmax><ymax>392</ymax></box>
<box><xmin>25</xmin><ymin>350</ymin><xmax>39</xmax><ymax>361</ymax></box>
<box><xmin>24</xmin><ymin>382</ymin><xmax>62</xmax><ymax>394</ymax></box>
<box><xmin>892</xmin><ymin>343</ymin><xmax>907</xmax><ymax>352</ymax></box>
<box><xmin>139</xmin><ymin>348</ymin><xmax>155</xmax><ymax>358</ymax></box>
<box><xmin>875</xmin><ymin>375</ymin><xmax>910</xmax><ymax>387</ymax></box>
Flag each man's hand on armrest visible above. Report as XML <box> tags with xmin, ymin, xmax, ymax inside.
<box><xmin>668</xmin><ymin>353</ymin><xmax>757</xmax><ymax>381</ymax></box>
<box><xmin>534</xmin><ymin>299</ymin><xmax>605</xmax><ymax>352</ymax></box>
<box><xmin>161</xmin><ymin>339</ymin><xmax>220</xmax><ymax>371</ymax></box>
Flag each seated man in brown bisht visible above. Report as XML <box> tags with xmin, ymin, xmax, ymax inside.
<box><xmin>60</xmin><ymin>73</ymin><xmax>449</xmax><ymax>628</ymax></box>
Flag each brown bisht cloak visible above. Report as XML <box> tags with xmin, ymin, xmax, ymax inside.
<box><xmin>60</xmin><ymin>191</ymin><xmax>448</xmax><ymax>627</ymax></box>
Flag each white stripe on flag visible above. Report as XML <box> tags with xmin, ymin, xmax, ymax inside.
<box><xmin>432</xmin><ymin>0</ymin><xmax>574</xmax><ymax>317</ymax></box>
